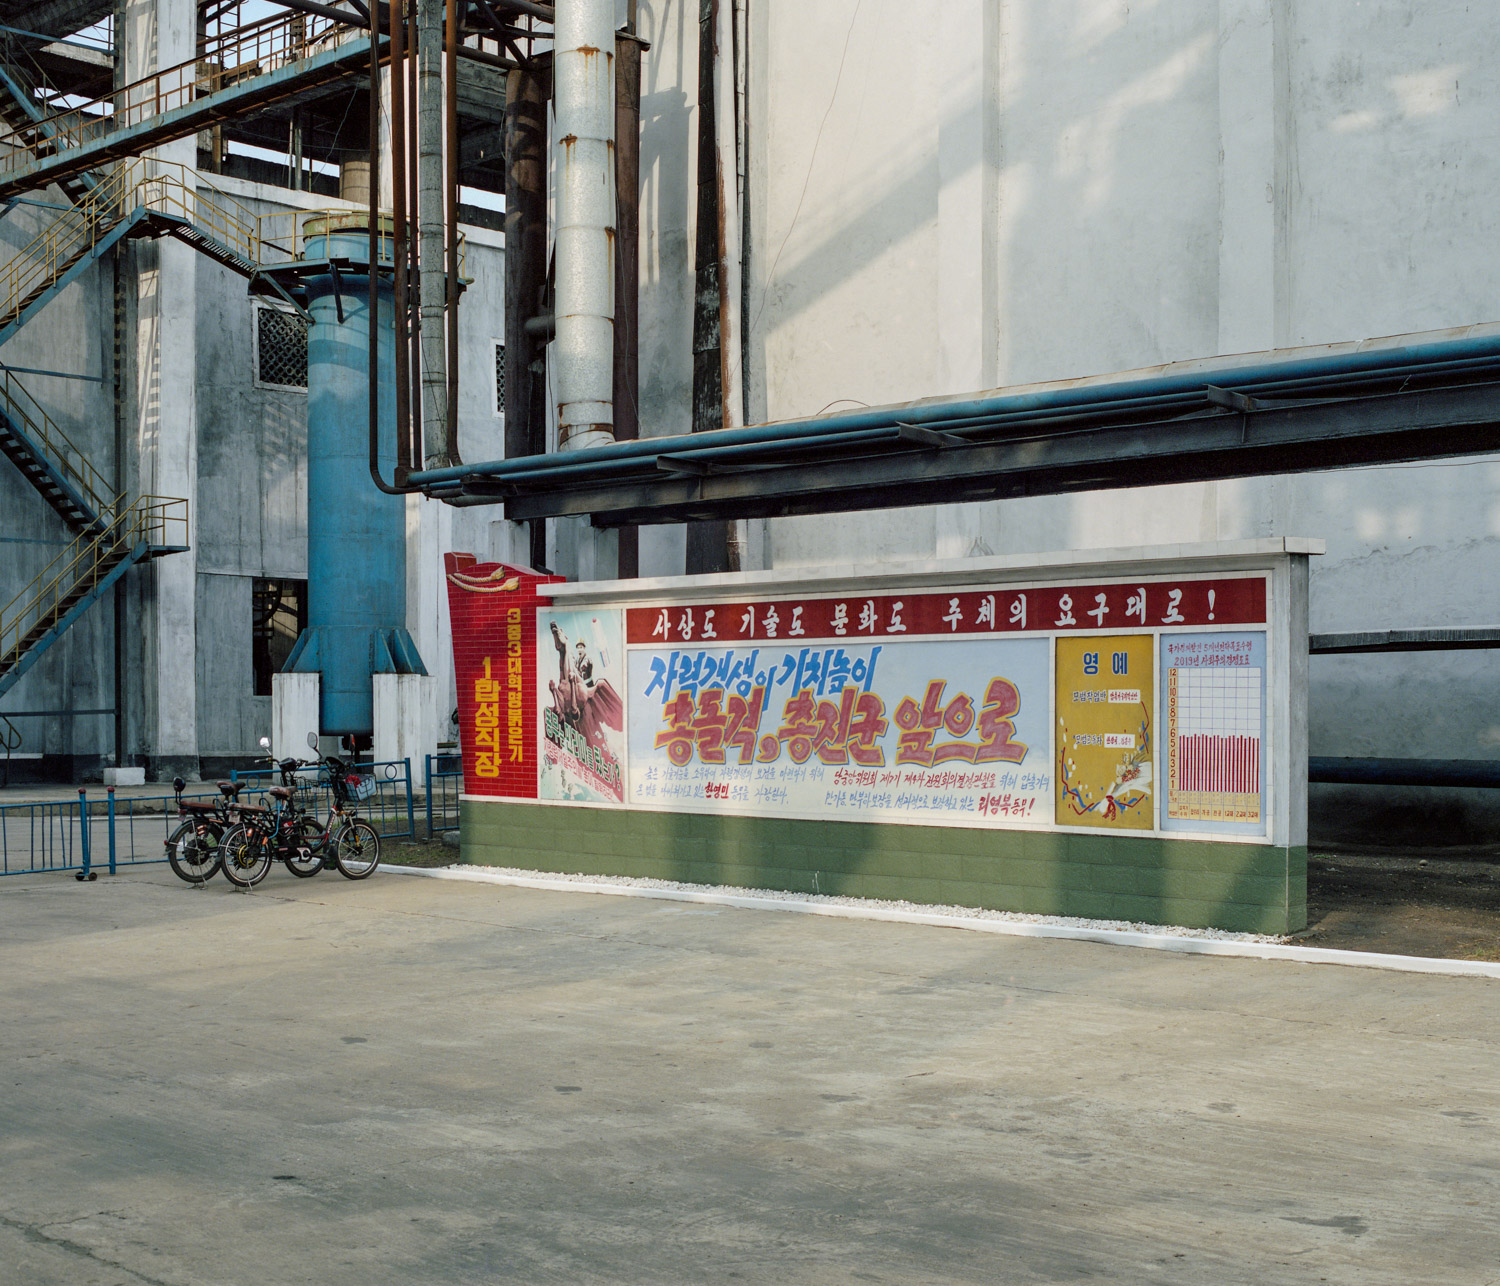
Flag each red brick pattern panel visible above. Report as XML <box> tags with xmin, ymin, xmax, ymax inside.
<box><xmin>445</xmin><ymin>553</ymin><xmax>564</xmax><ymax>799</ymax></box>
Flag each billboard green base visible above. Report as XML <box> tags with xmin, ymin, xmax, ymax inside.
<box><xmin>460</xmin><ymin>797</ymin><xmax>1307</xmax><ymax>936</ymax></box>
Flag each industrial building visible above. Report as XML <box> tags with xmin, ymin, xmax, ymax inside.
<box><xmin>0</xmin><ymin>0</ymin><xmax>1494</xmax><ymax>848</ymax></box>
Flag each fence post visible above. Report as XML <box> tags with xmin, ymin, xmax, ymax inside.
<box><xmin>107</xmin><ymin>786</ymin><xmax>117</xmax><ymax>876</ymax></box>
<box><xmin>403</xmin><ymin>758</ymin><xmax>415</xmax><ymax>838</ymax></box>
<box><xmin>424</xmin><ymin>754</ymin><xmax>433</xmax><ymax>839</ymax></box>
<box><xmin>75</xmin><ymin>788</ymin><xmax>92</xmax><ymax>880</ymax></box>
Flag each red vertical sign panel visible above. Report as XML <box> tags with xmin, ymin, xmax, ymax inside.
<box><xmin>444</xmin><ymin>553</ymin><xmax>564</xmax><ymax>799</ymax></box>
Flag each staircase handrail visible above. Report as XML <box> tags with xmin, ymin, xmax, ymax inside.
<box><xmin>0</xmin><ymin>157</ymin><xmax>271</xmax><ymax>329</ymax></box>
<box><xmin>136</xmin><ymin>164</ymin><xmax>264</xmax><ymax>265</ymax></box>
<box><xmin>0</xmin><ymin>9</ymin><xmax>357</xmax><ymax>182</ymax></box>
<box><xmin>0</xmin><ymin>159</ymin><xmax>135</xmax><ymax>327</ymax></box>
<box><xmin>0</xmin><ymin>365</ymin><xmax>118</xmax><ymax>525</ymax></box>
<box><xmin>0</xmin><ymin>495</ymin><xmax>187</xmax><ymax>668</ymax></box>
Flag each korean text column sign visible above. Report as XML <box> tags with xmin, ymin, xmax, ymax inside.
<box><xmin>445</xmin><ymin>555</ymin><xmax>564</xmax><ymax>799</ymax></box>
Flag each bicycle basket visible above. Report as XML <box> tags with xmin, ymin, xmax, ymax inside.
<box><xmin>346</xmin><ymin>773</ymin><xmax>377</xmax><ymax>802</ymax></box>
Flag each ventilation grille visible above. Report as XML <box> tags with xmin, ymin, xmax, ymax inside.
<box><xmin>494</xmin><ymin>340</ymin><xmax>505</xmax><ymax>416</ymax></box>
<box><xmin>257</xmin><ymin>306</ymin><xmax>309</xmax><ymax>390</ymax></box>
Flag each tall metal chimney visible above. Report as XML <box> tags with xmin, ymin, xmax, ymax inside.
<box><xmin>554</xmin><ymin>0</ymin><xmax>616</xmax><ymax>452</ymax></box>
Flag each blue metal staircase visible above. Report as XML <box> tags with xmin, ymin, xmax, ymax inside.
<box><xmin>0</xmin><ymin>368</ymin><xmax>115</xmax><ymax>535</ymax></box>
<box><xmin>0</xmin><ymin>496</ymin><xmax>188</xmax><ymax>697</ymax></box>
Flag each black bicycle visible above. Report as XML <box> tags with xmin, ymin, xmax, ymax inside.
<box><xmin>164</xmin><ymin>777</ymin><xmax>252</xmax><ymax>884</ymax></box>
<box><xmin>218</xmin><ymin>736</ymin><xmax>380</xmax><ymax>888</ymax></box>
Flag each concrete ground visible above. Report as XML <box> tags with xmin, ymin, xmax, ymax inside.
<box><xmin>1</xmin><ymin>867</ymin><xmax>1496</xmax><ymax>1286</ymax></box>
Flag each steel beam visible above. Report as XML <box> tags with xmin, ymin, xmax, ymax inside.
<box><xmin>0</xmin><ymin>39</ymin><xmax>380</xmax><ymax>201</ymax></box>
<box><xmin>1310</xmin><ymin>627</ymin><xmax>1500</xmax><ymax>654</ymax></box>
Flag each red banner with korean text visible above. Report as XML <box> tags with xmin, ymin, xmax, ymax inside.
<box><xmin>627</xmin><ymin>576</ymin><xmax>1265</xmax><ymax>646</ymax></box>
<box><xmin>445</xmin><ymin>554</ymin><xmax>564</xmax><ymax>798</ymax></box>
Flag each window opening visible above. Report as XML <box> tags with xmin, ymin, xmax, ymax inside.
<box><xmin>252</xmin><ymin>578</ymin><xmax>307</xmax><ymax>696</ymax></box>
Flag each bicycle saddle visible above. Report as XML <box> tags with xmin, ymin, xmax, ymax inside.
<box><xmin>216</xmin><ymin>781</ymin><xmax>243</xmax><ymax>798</ymax></box>
<box><xmin>268</xmin><ymin>786</ymin><xmax>293</xmax><ymax>800</ymax></box>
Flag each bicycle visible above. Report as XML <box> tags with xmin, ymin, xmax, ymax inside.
<box><xmin>164</xmin><ymin>776</ymin><xmax>251</xmax><ymax>885</ymax></box>
<box><xmin>219</xmin><ymin>736</ymin><xmax>381</xmax><ymax>888</ymax></box>
<box><xmin>218</xmin><ymin>746</ymin><xmax>325</xmax><ymax>888</ymax></box>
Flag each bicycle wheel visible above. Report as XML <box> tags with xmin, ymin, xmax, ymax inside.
<box><xmin>219</xmin><ymin>823</ymin><xmax>274</xmax><ymax>889</ymax></box>
<box><xmin>166</xmin><ymin>820</ymin><xmax>222</xmax><ymax>883</ymax></box>
<box><xmin>284</xmin><ymin>818</ymin><xmax>325</xmax><ymax>877</ymax></box>
<box><xmin>332</xmin><ymin>820</ymin><xmax>381</xmax><ymax>879</ymax></box>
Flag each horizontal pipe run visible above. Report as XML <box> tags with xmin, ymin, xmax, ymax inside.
<box><xmin>1310</xmin><ymin>757</ymin><xmax>1500</xmax><ymax>789</ymax></box>
<box><xmin>422</xmin><ymin>357</ymin><xmax>1500</xmax><ymax>494</ymax></box>
<box><xmin>411</xmin><ymin>330</ymin><xmax>1500</xmax><ymax>489</ymax></box>
<box><xmin>1311</xmin><ymin>627</ymin><xmax>1500</xmax><ymax>654</ymax></box>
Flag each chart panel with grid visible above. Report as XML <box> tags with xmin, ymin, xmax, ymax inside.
<box><xmin>1169</xmin><ymin>666</ymin><xmax>1262</xmax><ymax>817</ymax></box>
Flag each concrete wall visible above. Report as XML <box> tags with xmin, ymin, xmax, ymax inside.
<box><xmin>626</xmin><ymin>0</ymin><xmax>1500</xmax><ymax>842</ymax></box>
<box><xmin>0</xmin><ymin>195</ymin><xmax>121</xmax><ymax>771</ymax></box>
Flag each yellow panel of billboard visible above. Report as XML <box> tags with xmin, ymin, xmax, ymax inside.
<box><xmin>1055</xmin><ymin>635</ymin><xmax>1155</xmax><ymax>830</ymax></box>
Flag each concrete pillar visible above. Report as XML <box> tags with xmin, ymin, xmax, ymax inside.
<box><xmin>373</xmin><ymin>673</ymin><xmax>438</xmax><ymax>766</ymax></box>
<box><xmin>272</xmin><ymin>673</ymin><xmax>321</xmax><ymax>762</ymax></box>
<box><xmin>406</xmin><ymin>492</ymin><xmax>453</xmax><ymax>755</ymax></box>
<box><xmin>122</xmin><ymin>0</ymin><xmax>199</xmax><ymax>780</ymax></box>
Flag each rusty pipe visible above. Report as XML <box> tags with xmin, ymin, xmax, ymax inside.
<box><xmin>368</xmin><ymin>0</ymin><xmax>405</xmax><ymax>494</ymax></box>
<box><xmin>445</xmin><ymin>0</ymin><xmax>461</xmax><ymax>463</ymax></box>
<box><xmin>390</xmin><ymin>0</ymin><xmax>411</xmax><ymax>478</ymax></box>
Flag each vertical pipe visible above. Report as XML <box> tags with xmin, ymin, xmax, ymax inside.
<box><xmin>553</xmin><ymin>0</ymin><xmax>616</xmax><ymax>451</ymax></box>
<box><xmin>368</xmin><ymin>0</ymin><xmax>403</xmax><ymax>496</ymax></box>
<box><xmin>504</xmin><ymin>53</ymin><xmax>550</xmax><ymax>569</ymax></box>
<box><xmin>418</xmin><ymin>0</ymin><xmax>447</xmax><ymax>467</ymax></box>
<box><xmin>290</xmin><ymin>107</ymin><xmax>304</xmax><ymax>191</ymax></box>
<box><xmin>391</xmin><ymin>0</ymin><xmax>412</xmax><ymax>478</ymax></box>
<box><xmin>405</xmin><ymin>0</ymin><xmax>423</xmax><ymax>473</ymax></box>
<box><xmin>685</xmin><ymin>0</ymin><xmax>731</xmax><ymax>575</ymax></box>
<box><xmin>503</xmin><ymin>62</ymin><xmax>547</xmax><ymax>463</ymax></box>
<box><xmin>714</xmin><ymin>0</ymin><xmax>745</xmax><ymax>571</ymax></box>
<box><xmin>714</xmin><ymin>0</ymin><xmax>742</xmax><ymax>437</ymax></box>
<box><xmin>106</xmin><ymin>785</ymin><xmax>116</xmax><ymax>876</ymax></box>
<box><xmin>444</xmin><ymin>0</ymin><xmax>461</xmax><ymax>463</ymax></box>
<box><xmin>425</xmin><ymin>752</ymin><xmax>433</xmax><ymax>837</ymax></box>
<box><xmin>614</xmin><ymin>32</ymin><xmax>642</xmax><ymax>578</ymax></box>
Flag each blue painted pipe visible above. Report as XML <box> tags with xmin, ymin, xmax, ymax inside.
<box><xmin>410</xmin><ymin>329</ymin><xmax>1500</xmax><ymax>489</ymax></box>
<box><xmin>284</xmin><ymin>223</ymin><xmax>425</xmax><ymax>737</ymax></box>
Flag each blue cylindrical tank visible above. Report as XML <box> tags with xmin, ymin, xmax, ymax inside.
<box><xmin>282</xmin><ymin>217</ymin><xmax>425</xmax><ymax>736</ymax></box>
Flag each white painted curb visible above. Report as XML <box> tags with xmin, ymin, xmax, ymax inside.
<box><xmin>382</xmin><ymin>864</ymin><xmax>1500</xmax><ymax>980</ymax></box>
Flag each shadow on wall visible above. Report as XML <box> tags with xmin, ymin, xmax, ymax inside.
<box><xmin>1310</xmin><ymin>784</ymin><xmax>1500</xmax><ymax>849</ymax></box>
<box><xmin>738</xmin><ymin>1</ymin><xmax>1488</xmax><ymax>424</ymax></box>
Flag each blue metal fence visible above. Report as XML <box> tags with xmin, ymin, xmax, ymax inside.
<box><xmin>425</xmin><ymin>753</ymin><xmax>461</xmax><ymax>835</ymax></box>
<box><xmin>0</xmin><ymin>790</ymin><xmax>90</xmax><ymax>877</ymax></box>
<box><xmin>0</xmin><ymin>757</ymin><xmax>416</xmax><ymax>879</ymax></box>
<box><xmin>230</xmin><ymin>758</ymin><xmax>415</xmax><ymax>839</ymax></box>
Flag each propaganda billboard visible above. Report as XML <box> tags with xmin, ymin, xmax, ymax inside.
<box><xmin>448</xmin><ymin>562</ymin><xmax>1276</xmax><ymax>841</ymax></box>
